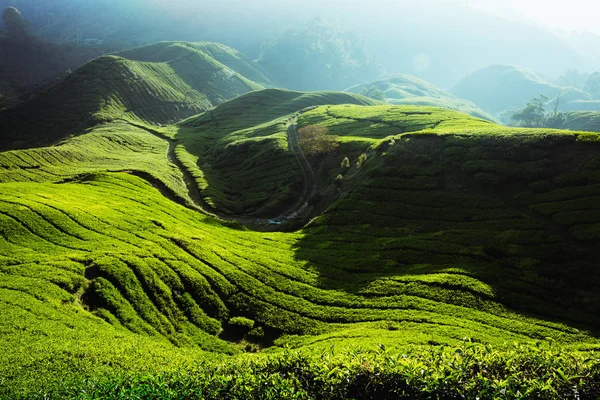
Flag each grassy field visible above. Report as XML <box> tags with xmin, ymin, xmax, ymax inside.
<box><xmin>1</xmin><ymin>90</ymin><xmax>600</xmax><ymax>398</ymax></box>
<box><xmin>0</xmin><ymin>41</ymin><xmax>273</xmax><ymax>150</ymax></box>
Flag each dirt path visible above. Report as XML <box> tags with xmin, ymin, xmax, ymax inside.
<box><xmin>123</xmin><ymin>118</ymin><xmax>315</xmax><ymax>230</ymax></box>
<box><xmin>269</xmin><ymin>118</ymin><xmax>316</xmax><ymax>222</ymax></box>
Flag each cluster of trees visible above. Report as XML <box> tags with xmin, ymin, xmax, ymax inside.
<box><xmin>297</xmin><ymin>125</ymin><xmax>339</xmax><ymax>157</ymax></box>
<box><xmin>510</xmin><ymin>95</ymin><xmax>566</xmax><ymax>128</ymax></box>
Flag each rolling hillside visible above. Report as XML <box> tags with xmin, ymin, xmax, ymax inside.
<box><xmin>2</xmin><ymin>87</ymin><xmax>600</xmax><ymax>397</ymax></box>
<box><xmin>450</xmin><ymin>65</ymin><xmax>592</xmax><ymax>115</ymax></box>
<box><xmin>175</xmin><ymin>89</ymin><xmax>378</xmax><ymax>216</ymax></box>
<box><xmin>0</xmin><ymin>41</ymin><xmax>274</xmax><ymax>150</ymax></box>
<box><xmin>346</xmin><ymin>74</ymin><xmax>496</xmax><ymax>122</ymax></box>
<box><xmin>560</xmin><ymin>111</ymin><xmax>600</xmax><ymax>132</ymax></box>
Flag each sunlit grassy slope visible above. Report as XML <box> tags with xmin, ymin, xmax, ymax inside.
<box><xmin>0</xmin><ymin>41</ymin><xmax>273</xmax><ymax>150</ymax></box>
<box><xmin>175</xmin><ymin>89</ymin><xmax>378</xmax><ymax>215</ymax></box>
<box><xmin>2</xmin><ymin>91</ymin><xmax>600</xmax><ymax>397</ymax></box>
<box><xmin>346</xmin><ymin>74</ymin><xmax>496</xmax><ymax>122</ymax></box>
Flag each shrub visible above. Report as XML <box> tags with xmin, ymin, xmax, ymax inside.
<box><xmin>357</xmin><ymin>153</ymin><xmax>367</xmax><ymax>167</ymax></box>
<box><xmin>341</xmin><ymin>157</ymin><xmax>350</xmax><ymax>169</ymax></box>
<box><xmin>228</xmin><ymin>316</ymin><xmax>255</xmax><ymax>330</ymax></box>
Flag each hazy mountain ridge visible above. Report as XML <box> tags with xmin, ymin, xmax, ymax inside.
<box><xmin>345</xmin><ymin>74</ymin><xmax>497</xmax><ymax>122</ymax></box>
<box><xmin>450</xmin><ymin>64</ymin><xmax>595</xmax><ymax>115</ymax></box>
<box><xmin>0</xmin><ymin>41</ymin><xmax>272</xmax><ymax>150</ymax></box>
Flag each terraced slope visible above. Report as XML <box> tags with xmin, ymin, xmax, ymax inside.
<box><xmin>346</xmin><ymin>74</ymin><xmax>496</xmax><ymax>122</ymax></box>
<box><xmin>298</xmin><ymin>105</ymin><xmax>600</xmax><ymax>332</ymax></box>
<box><xmin>450</xmin><ymin>64</ymin><xmax>592</xmax><ymax>115</ymax></box>
<box><xmin>0</xmin><ymin>42</ymin><xmax>273</xmax><ymax>150</ymax></box>
<box><xmin>2</xmin><ymin>98</ymin><xmax>600</xmax><ymax>397</ymax></box>
<box><xmin>560</xmin><ymin>111</ymin><xmax>600</xmax><ymax>132</ymax></box>
<box><xmin>174</xmin><ymin>89</ymin><xmax>378</xmax><ymax>216</ymax></box>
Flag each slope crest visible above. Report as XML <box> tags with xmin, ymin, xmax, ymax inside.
<box><xmin>0</xmin><ymin>42</ymin><xmax>270</xmax><ymax>150</ymax></box>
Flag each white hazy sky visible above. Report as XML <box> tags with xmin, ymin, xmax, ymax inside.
<box><xmin>465</xmin><ymin>0</ymin><xmax>600</xmax><ymax>34</ymax></box>
<box><xmin>153</xmin><ymin>0</ymin><xmax>600</xmax><ymax>36</ymax></box>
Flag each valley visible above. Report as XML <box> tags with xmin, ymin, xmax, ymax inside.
<box><xmin>2</xmin><ymin>3</ymin><xmax>600</xmax><ymax>395</ymax></box>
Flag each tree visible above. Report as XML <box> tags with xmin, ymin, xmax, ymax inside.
<box><xmin>2</xmin><ymin>7</ymin><xmax>27</xmax><ymax>39</ymax></box>
<box><xmin>584</xmin><ymin>72</ymin><xmax>600</xmax><ymax>99</ymax></box>
<box><xmin>511</xmin><ymin>95</ymin><xmax>547</xmax><ymax>128</ymax></box>
<box><xmin>297</xmin><ymin>125</ymin><xmax>339</xmax><ymax>157</ymax></box>
<box><xmin>510</xmin><ymin>94</ymin><xmax>568</xmax><ymax>129</ymax></box>
<box><xmin>545</xmin><ymin>90</ymin><xmax>567</xmax><ymax>128</ymax></box>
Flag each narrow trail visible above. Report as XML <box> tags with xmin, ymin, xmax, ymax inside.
<box><xmin>272</xmin><ymin>117</ymin><xmax>317</xmax><ymax>222</ymax></box>
<box><xmin>122</xmin><ymin>118</ymin><xmax>316</xmax><ymax>230</ymax></box>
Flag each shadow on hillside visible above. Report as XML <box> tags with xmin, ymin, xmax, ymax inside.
<box><xmin>290</xmin><ymin>135</ymin><xmax>600</xmax><ymax>336</ymax></box>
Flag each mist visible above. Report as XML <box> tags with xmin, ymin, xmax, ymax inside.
<box><xmin>0</xmin><ymin>0</ymin><xmax>600</xmax><ymax>90</ymax></box>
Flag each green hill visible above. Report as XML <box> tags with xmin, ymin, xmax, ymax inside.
<box><xmin>2</xmin><ymin>89</ymin><xmax>600</xmax><ymax>397</ymax></box>
<box><xmin>346</xmin><ymin>74</ymin><xmax>496</xmax><ymax>122</ymax></box>
<box><xmin>450</xmin><ymin>65</ymin><xmax>592</xmax><ymax>115</ymax></box>
<box><xmin>175</xmin><ymin>89</ymin><xmax>378</xmax><ymax>216</ymax></box>
<box><xmin>0</xmin><ymin>41</ymin><xmax>274</xmax><ymax>150</ymax></box>
<box><xmin>559</xmin><ymin>111</ymin><xmax>600</xmax><ymax>132</ymax></box>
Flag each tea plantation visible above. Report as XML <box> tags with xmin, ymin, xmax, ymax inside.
<box><xmin>1</xmin><ymin>88</ymin><xmax>600</xmax><ymax>398</ymax></box>
<box><xmin>0</xmin><ymin>41</ymin><xmax>274</xmax><ymax>150</ymax></box>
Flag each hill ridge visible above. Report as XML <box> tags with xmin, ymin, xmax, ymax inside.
<box><xmin>0</xmin><ymin>41</ymin><xmax>273</xmax><ymax>150</ymax></box>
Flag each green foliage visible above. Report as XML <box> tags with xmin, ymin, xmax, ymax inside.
<box><xmin>340</xmin><ymin>157</ymin><xmax>350</xmax><ymax>169</ymax></box>
<box><xmin>360</xmin><ymin>85</ymin><xmax>386</xmax><ymax>101</ymax></box>
<box><xmin>0</xmin><ymin>41</ymin><xmax>272</xmax><ymax>150</ymax></box>
<box><xmin>229</xmin><ymin>317</ymin><xmax>255</xmax><ymax>330</ymax></box>
<box><xmin>2</xmin><ymin>95</ymin><xmax>600</xmax><ymax>397</ymax></box>
<box><xmin>511</xmin><ymin>95</ymin><xmax>548</xmax><ymax>127</ymax></box>
<box><xmin>175</xmin><ymin>89</ymin><xmax>376</xmax><ymax>215</ymax></box>
<box><xmin>298</xmin><ymin>125</ymin><xmax>340</xmax><ymax>157</ymax></box>
<box><xmin>23</xmin><ymin>344</ymin><xmax>600</xmax><ymax>400</ymax></box>
<box><xmin>357</xmin><ymin>153</ymin><xmax>367</xmax><ymax>167</ymax></box>
<box><xmin>560</xmin><ymin>111</ymin><xmax>600</xmax><ymax>132</ymax></box>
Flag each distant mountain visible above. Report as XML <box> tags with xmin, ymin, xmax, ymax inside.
<box><xmin>450</xmin><ymin>65</ymin><xmax>592</xmax><ymax>115</ymax></box>
<box><xmin>329</xmin><ymin>1</ymin><xmax>589</xmax><ymax>88</ymax></box>
<box><xmin>346</xmin><ymin>74</ymin><xmax>496</xmax><ymax>122</ymax></box>
<box><xmin>0</xmin><ymin>41</ymin><xmax>274</xmax><ymax>150</ymax></box>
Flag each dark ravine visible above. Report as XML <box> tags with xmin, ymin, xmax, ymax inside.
<box><xmin>124</xmin><ymin>119</ymin><xmax>318</xmax><ymax>230</ymax></box>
